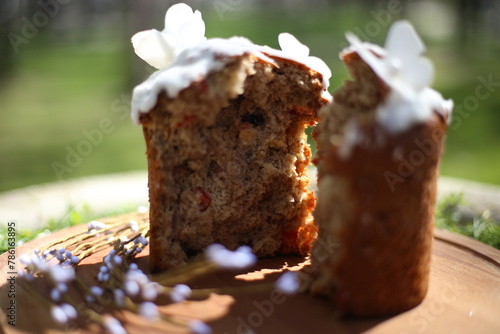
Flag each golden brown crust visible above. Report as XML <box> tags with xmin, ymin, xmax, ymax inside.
<box><xmin>308</xmin><ymin>52</ymin><xmax>448</xmax><ymax>316</ymax></box>
<box><xmin>142</xmin><ymin>54</ymin><xmax>326</xmax><ymax>272</ymax></box>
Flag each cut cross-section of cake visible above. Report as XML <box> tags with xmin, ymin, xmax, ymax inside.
<box><xmin>130</xmin><ymin>4</ymin><xmax>331</xmax><ymax>272</ymax></box>
<box><xmin>307</xmin><ymin>21</ymin><xmax>453</xmax><ymax>316</ymax></box>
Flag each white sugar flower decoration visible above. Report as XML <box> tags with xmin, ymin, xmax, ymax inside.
<box><xmin>345</xmin><ymin>21</ymin><xmax>433</xmax><ymax>94</ymax></box>
<box><xmin>132</xmin><ymin>3</ymin><xmax>206</xmax><ymax>69</ymax></box>
<box><xmin>343</xmin><ymin>21</ymin><xmax>453</xmax><ymax>133</ymax></box>
<box><xmin>277</xmin><ymin>33</ymin><xmax>332</xmax><ymax>89</ymax></box>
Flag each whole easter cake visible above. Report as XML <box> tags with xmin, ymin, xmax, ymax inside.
<box><xmin>307</xmin><ymin>21</ymin><xmax>453</xmax><ymax>316</ymax></box>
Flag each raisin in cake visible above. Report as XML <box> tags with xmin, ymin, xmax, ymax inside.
<box><xmin>307</xmin><ymin>21</ymin><xmax>453</xmax><ymax>316</ymax></box>
<box><xmin>131</xmin><ymin>4</ymin><xmax>331</xmax><ymax>272</ymax></box>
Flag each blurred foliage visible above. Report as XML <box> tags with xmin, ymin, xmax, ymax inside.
<box><xmin>436</xmin><ymin>193</ymin><xmax>500</xmax><ymax>249</ymax></box>
<box><xmin>0</xmin><ymin>1</ymin><xmax>499</xmax><ymax>192</ymax></box>
<box><xmin>0</xmin><ymin>203</ymin><xmax>140</xmax><ymax>254</ymax></box>
<box><xmin>0</xmin><ymin>204</ymin><xmax>92</xmax><ymax>254</ymax></box>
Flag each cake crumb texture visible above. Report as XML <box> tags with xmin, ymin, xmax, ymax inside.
<box><xmin>141</xmin><ymin>54</ymin><xmax>325</xmax><ymax>272</ymax></box>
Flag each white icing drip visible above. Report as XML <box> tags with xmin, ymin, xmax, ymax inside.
<box><xmin>343</xmin><ymin>20</ymin><xmax>453</xmax><ymax>133</ymax></box>
<box><xmin>131</xmin><ymin>37</ymin><xmax>258</xmax><ymax>124</ymax></box>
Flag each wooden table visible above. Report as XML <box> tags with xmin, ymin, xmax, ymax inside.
<box><xmin>1</xmin><ymin>215</ymin><xmax>499</xmax><ymax>334</ymax></box>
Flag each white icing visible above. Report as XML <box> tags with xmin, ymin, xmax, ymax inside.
<box><xmin>131</xmin><ymin>4</ymin><xmax>332</xmax><ymax>123</ymax></box>
<box><xmin>261</xmin><ymin>32</ymin><xmax>331</xmax><ymax>90</ymax></box>
<box><xmin>337</xmin><ymin>119</ymin><xmax>362</xmax><ymax>160</ymax></box>
<box><xmin>131</xmin><ymin>37</ymin><xmax>258</xmax><ymax>124</ymax></box>
<box><xmin>131</xmin><ymin>3</ymin><xmax>206</xmax><ymax>69</ymax></box>
<box><xmin>343</xmin><ymin>20</ymin><xmax>453</xmax><ymax>133</ymax></box>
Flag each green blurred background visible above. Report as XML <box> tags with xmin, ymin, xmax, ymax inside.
<box><xmin>0</xmin><ymin>0</ymin><xmax>499</xmax><ymax>192</ymax></box>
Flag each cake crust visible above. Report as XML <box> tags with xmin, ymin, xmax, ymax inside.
<box><xmin>308</xmin><ymin>49</ymin><xmax>450</xmax><ymax>316</ymax></box>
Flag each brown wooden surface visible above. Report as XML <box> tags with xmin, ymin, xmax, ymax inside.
<box><xmin>1</xmin><ymin>218</ymin><xmax>500</xmax><ymax>334</ymax></box>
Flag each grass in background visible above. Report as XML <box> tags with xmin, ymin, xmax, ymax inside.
<box><xmin>0</xmin><ymin>40</ymin><xmax>146</xmax><ymax>191</ymax></box>
<box><xmin>0</xmin><ymin>203</ymin><xmax>141</xmax><ymax>254</ymax></box>
<box><xmin>436</xmin><ymin>193</ymin><xmax>500</xmax><ymax>249</ymax></box>
<box><xmin>2</xmin><ymin>195</ymin><xmax>499</xmax><ymax>255</ymax></box>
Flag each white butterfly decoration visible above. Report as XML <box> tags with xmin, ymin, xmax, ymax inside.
<box><xmin>131</xmin><ymin>3</ymin><xmax>206</xmax><ymax>69</ymax></box>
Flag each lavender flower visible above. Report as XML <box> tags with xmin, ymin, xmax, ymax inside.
<box><xmin>124</xmin><ymin>280</ymin><xmax>140</xmax><ymax>297</ymax></box>
<box><xmin>89</xmin><ymin>286</ymin><xmax>103</xmax><ymax>296</ymax></box>
<box><xmin>97</xmin><ymin>271</ymin><xmax>109</xmax><ymax>282</ymax></box>
<box><xmin>49</xmin><ymin>265</ymin><xmax>75</xmax><ymax>283</ymax></box>
<box><xmin>85</xmin><ymin>286</ymin><xmax>102</xmax><ymax>303</ymax></box>
<box><xmin>20</xmin><ymin>253</ymin><xmax>49</xmax><ymax>272</ymax></box>
<box><xmin>170</xmin><ymin>284</ymin><xmax>192</xmax><ymax>303</ymax></box>
<box><xmin>50</xmin><ymin>288</ymin><xmax>62</xmax><ymax>301</ymax></box>
<box><xmin>205</xmin><ymin>244</ymin><xmax>256</xmax><ymax>269</ymax></box>
<box><xmin>103</xmin><ymin>316</ymin><xmax>127</xmax><ymax>334</ymax></box>
<box><xmin>138</xmin><ymin>302</ymin><xmax>159</xmax><ymax>320</ymax></box>
<box><xmin>141</xmin><ymin>282</ymin><xmax>159</xmax><ymax>301</ymax></box>
<box><xmin>112</xmin><ymin>255</ymin><xmax>123</xmax><ymax>266</ymax></box>
<box><xmin>56</xmin><ymin>282</ymin><xmax>68</xmax><ymax>293</ymax></box>
<box><xmin>103</xmin><ymin>250</ymin><xmax>123</xmax><ymax>269</ymax></box>
<box><xmin>274</xmin><ymin>271</ymin><xmax>299</xmax><ymax>294</ymax></box>
<box><xmin>189</xmin><ymin>319</ymin><xmax>212</xmax><ymax>334</ymax></box>
<box><xmin>19</xmin><ymin>254</ymin><xmax>32</xmax><ymax>266</ymax></box>
<box><xmin>85</xmin><ymin>295</ymin><xmax>96</xmax><ymax>303</ymax></box>
<box><xmin>133</xmin><ymin>236</ymin><xmax>148</xmax><ymax>247</ymax></box>
<box><xmin>51</xmin><ymin>305</ymin><xmax>68</xmax><ymax>324</ymax></box>
<box><xmin>50</xmin><ymin>303</ymin><xmax>76</xmax><ymax>324</ymax></box>
<box><xmin>60</xmin><ymin>303</ymin><xmax>77</xmax><ymax>319</ymax></box>
<box><xmin>114</xmin><ymin>289</ymin><xmax>126</xmax><ymax>307</ymax></box>
<box><xmin>125</xmin><ymin>267</ymin><xmax>149</xmax><ymax>285</ymax></box>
